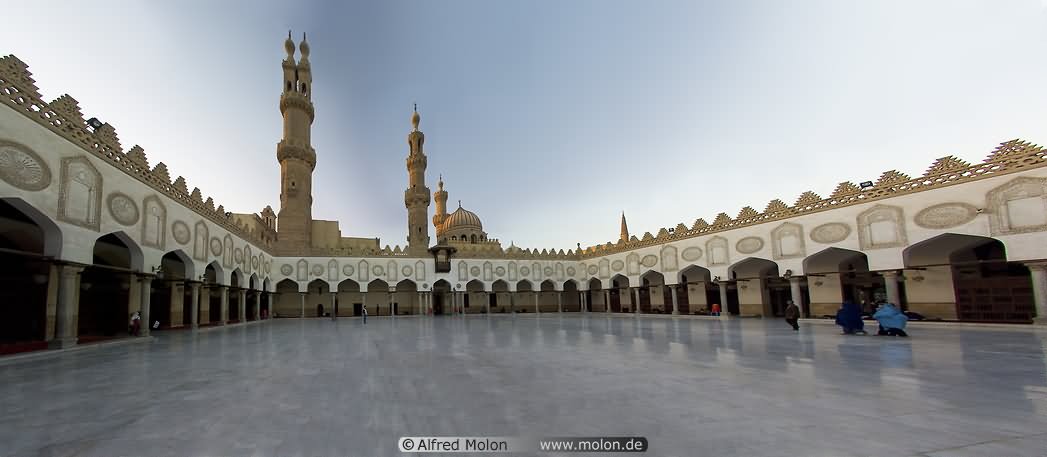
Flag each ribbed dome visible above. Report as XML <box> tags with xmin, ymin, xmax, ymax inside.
<box><xmin>442</xmin><ymin>206</ymin><xmax>483</xmax><ymax>231</ymax></box>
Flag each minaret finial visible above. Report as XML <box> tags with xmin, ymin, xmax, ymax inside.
<box><xmin>458</xmin><ymin>200</ymin><xmax>462</xmax><ymax>208</ymax></box>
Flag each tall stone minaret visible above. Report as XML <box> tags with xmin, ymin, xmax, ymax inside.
<box><xmin>620</xmin><ymin>212</ymin><xmax>630</xmax><ymax>242</ymax></box>
<box><xmin>432</xmin><ymin>175</ymin><xmax>448</xmax><ymax>236</ymax></box>
<box><xmin>276</xmin><ymin>32</ymin><xmax>316</xmax><ymax>250</ymax></box>
<box><xmin>405</xmin><ymin>106</ymin><xmax>431</xmax><ymax>254</ymax></box>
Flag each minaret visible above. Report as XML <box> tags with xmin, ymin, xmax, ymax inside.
<box><xmin>620</xmin><ymin>212</ymin><xmax>629</xmax><ymax>242</ymax></box>
<box><xmin>405</xmin><ymin>105</ymin><xmax>431</xmax><ymax>254</ymax></box>
<box><xmin>276</xmin><ymin>31</ymin><xmax>317</xmax><ymax>250</ymax></box>
<box><xmin>433</xmin><ymin>174</ymin><xmax>448</xmax><ymax>235</ymax></box>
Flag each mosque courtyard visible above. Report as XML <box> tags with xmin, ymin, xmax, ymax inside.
<box><xmin>1</xmin><ymin>316</ymin><xmax>1046</xmax><ymax>457</ymax></box>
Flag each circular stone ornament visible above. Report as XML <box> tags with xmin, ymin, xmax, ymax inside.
<box><xmin>251</xmin><ymin>256</ymin><xmax>259</xmax><ymax>269</ymax></box>
<box><xmin>234</xmin><ymin>248</ymin><xmax>244</xmax><ymax>263</ymax></box>
<box><xmin>495</xmin><ymin>266</ymin><xmax>506</xmax><ymax>277</ymax></box>
<box><xmin>172</xmin><ymin>221</ymin><xmax>191</xmax><ymax>245</ymax></box>
<box><xmin>681</xmin><ymin>246</ymin><xmax>703</xmax><ymax>262</ymax></box>
<box><xmin>210</xmin><ymin>237</ymin><xmax>223</xmax><ymax>256</ymax></box>
<box><xmin>914</xmin><ymin>202</ymin><xmax>978</xmax><ymax>229</ymax></box>
<box><xmin>810</xmin><ymin>222</ymin><xmax>851</xmax><ymax>244</ymax></box>
<box><xmin>611</xmin><ymin>260</ymin><xmax>625</xmax><ymax>272</ymax></box>
<box><xmin>520</xmin><ymin>266</ymin><xmax>531</xmax><ymax>276</ymax></box>
<box><xmin>402</xmin><ymin>265</ymin><xmax>413</xmax><ymax>276</ymax></box>
<box><xmin>0</xmin><ymin>141</ymin><xmax>51</xmax><ymax>191</ymax></box>
<box><xmin>280</xmin><ymin>264</ymin><xmax>293</xmax><ymax>276</ymax></box>
<box><xmin>470</xmin><ymin>266</ymin><xmax>481</xmax><ymax>277</ymax></box>
<box><xmin>343</xmin><ymin>265</ymin><xmax>355</xmax><ymax>276</ymax></box>
<box><xmin>106</xmin><ymin>192</ymin><xmax>139</xmax><ymax>226</ymax></box>
<box><xmin>587</xmin><ymin>265</ymin><xmax>599</xmax><ymax>275</ymax></box>
<box><xmin>372</xmin><ymin>265</ymin><xmax>385</xmax><ymax>276</ymax></box>
<box><xmin>544</xmin><ymin>267</ymin><xmax>553</xmax><ymax>276</ymax></box>
<box><xmin>641</xmin><ymin>255</ymin><xmax>658</xmax><ymax>268</ymax></box>
<box><xmin>736</xmin><ymin>237</ymin><xmax>764</xmax><ymax>254</ymax></box>
<box><xmin>311</xmin><ymin>264</ymin><xmax>324</xmax><ymax>276</ymax></box>
<box><xmin>566</xmin><ymin>266</ymin><xmax>576</xmax><ymax>276</ymax></box>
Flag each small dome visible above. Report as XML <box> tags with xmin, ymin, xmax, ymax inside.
<box><xmin>284</xmin><ymin>31</ymin><xmax>295</xmax><ymax>57</ymax></box>
<box><xmin>442</xmin><ymin>205</ymin><xmax>483</xmax><ymax>232</ymax></box>
<box><xmin>299</xmin><ymin>33</ymin><xmax>310</xmax><ymax>58</ymax></box>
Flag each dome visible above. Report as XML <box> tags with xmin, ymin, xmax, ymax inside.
<box><xmin>442</xmin><ymin>205</ymin><xmax>483</xmax><ymax>232</ymax></box>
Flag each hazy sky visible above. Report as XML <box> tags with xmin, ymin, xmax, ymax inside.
<box><xmin>4</xmin><ymin>1</ymin><xmax>1047</xmax><ymax>250</ymax></box>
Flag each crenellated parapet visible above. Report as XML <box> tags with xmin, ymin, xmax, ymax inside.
<box><xmin>579</xmin><ymin>139</ymin><xmax>1047</xmax><ymax>259</ymax></box>
<box><xmin>0</xmin><ymin>54</ymin><xmax>276</xmax><ymax>252</ymax></box>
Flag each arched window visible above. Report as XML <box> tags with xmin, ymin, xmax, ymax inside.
<box><xmin>471</xmin><ymin>234</ymin><xmax>477</xmax><ymax>243</ymax></box>
<box><xmin>286</xmin><ymin>81</ymin><xmax>292</xmax><ymax>92</ymax></box>
<box><xmin>301</xmin><ymin>83</ymin><xmax>308</xmax><ymax>95</ymax></box>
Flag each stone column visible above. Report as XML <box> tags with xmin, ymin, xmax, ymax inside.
<box><xmin>1026</xmin><ymin>262</ymin><xmax>1047</xmax><ymax>324</ymax></box>
<box><xmin>238</xmin><ymin>289</ymin><xmax>247</xmax><ymax>324</ymax></box>
<box><xmin>604</xmin><ymin>290</ymin><xmax>611</xmax><ymax>313</ymax></box>
<box><xmin>557</xmin><ymin>292</ymin><xmax>563</xmax><ymax>313</ymax></box>
<box><xmin>265</xmin><ymin>292</ymin><xmax>273</xmax><ymax>319</ymax></box>
<box><xmin>189</xmin><ymin>282</ymin><xmax>201</xmax><ymax>330</ymax></box>
<box><xmin>534</xmin><ymin>292</ymin><xmax>540</xmax><ymax>315</ymax></box>
<box><xmin>219</xmin><ymin>286</ymin><xmax>229</xmax><ymax>325</ymax></box>
<box><xmin>254</xmin><ymin>290</ymin><xmax>261</xmax><ymax>321</ymax></box>
<box><xmin>633</xmin><ymin>288</ymin><xmax>640</xmax><ymax>315</ymax></box>
<box><xmin>362</xmin><ymin>293</ymin><xmax>368</xmax><ymax>317</ymax></box>
<box><xmin>52</xmin><ymin>264</ymin><xmax>84</xmax><ymax>349</ymax></box>
<box><xmin>199</xmin><ymin>285</ymin><xmax>211</xmax><ymax>325</ymax></box>
<box><xmin>718</xmin><ymin>282</ymin><xmax>730</xmax><ymax>319</ymax></box>
<box><xmin>127</xmin><ymin>273</ymin><xmax>141</xmax><ymax>329</ymax></box>
<box><xmin>486</xmin><ymin>292</ymin><xmax>492</xmax><ymax>314</ymax></box>
<box><xmin>671</xmin><ymin>286</ymin><xmax>679</xmax><ymax>315</ymax></box>
<box><xmin>299</xmin><ymin>292</ymin><xmax>305</xmax><ymax>318</ymax></box>
<box><xmin>882</xmin><ymin>270</ymin><xmax>902</xmax><ymax>307</ymax></box>
<box><xmin>789</xmin><ymin>277</ymin><xmax>804</xmax><ymax>318</ymax></box>
<box><xmin>331</xmin><ymin>292</ymin><xmax>338</xmax><ymax>321</ymax></box>
<box><xmin>581</xmin><ymin>291</ymin><xmax>587</xmax><ymax>312</ymax></box>
<box><xmin>139</xmin><ymin>274</ymin><xmax>152</xmax><ymax>337</ymax></box>
<box><xmin>389</xmin><ymin>289</ymin><xmax>396</xmax><ymax>318</ymax></box>
<box><xmin>509</xmin><ymin>292</ymin><xmax>516</xmax><ymax>314</ymax></box>
<box><xmin>169</xmin><ymin>281</ymin><xmax>184</xmax><ymax>328</ymax></box>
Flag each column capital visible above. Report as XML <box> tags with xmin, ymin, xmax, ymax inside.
<box><xmin>880</xmin><ymin>270</ymin><xmax>901</xmax><ymax>279</ymax></box>
<box><xmin>788</xmin><ymin>276</ymin><xmax>803</xmax><ymax>284</ymax></box>
<box><xmin>1024</xmin><ymin>261</ymin><xmax>1047</xmax><ymax>271</ymax></box>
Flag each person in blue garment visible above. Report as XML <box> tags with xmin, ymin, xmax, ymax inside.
<box><xmin>835</xmin><ymin>300</ymin><xmax>866</xmax><ymax>335</ymax></box>
<box><xmin>873</xmin><ymin>302</ymin><xmax>909</xmax><ymax>337</ymax></box>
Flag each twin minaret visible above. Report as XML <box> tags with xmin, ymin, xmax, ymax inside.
<box><xmin>275</xmin><ymin>32</ymin><xmax>433</xmax><ymax>253</ymax></box>
<box><xmin>276</xmin><ymin>31</ymin><xmax>316</xmax><ymax>250</ymax></box>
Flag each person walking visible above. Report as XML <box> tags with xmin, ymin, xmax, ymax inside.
<box><xmin>362</xmin><ymin>305</ymin><xmax>368</xmax><ymax>324</ymax></box>
<box><xmin>129</xmin><ymin>311</ymin><xmax>141</xmax><ymax>336</ymax></box>
<box><xmin>835</xmin><ymin>300</ymin><xmax>866</xmax><ymax>335</ymax></box>
<box><xmin>784</xmin><ymin>300</ymin><xmax>800</xmax><ymax>331</ymax></box>
<box><xmin>873</xmin><ymin>303</ymin><xmax>909</xmax><ymax>337</ymax></box>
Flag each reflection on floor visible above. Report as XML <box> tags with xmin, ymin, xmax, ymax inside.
<box><xmin>1</xmin><ymin>316</ymin><xmax>1046</xmax><ymax>457</ymax></box>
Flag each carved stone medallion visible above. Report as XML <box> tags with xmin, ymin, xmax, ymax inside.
<box><xmin>234</xmin><ymin>248</ymin><xmax>243</xmax><ymax>263</ymax></box>
<box><xmin>736</xmin><ymin>236</ymin><xmax>764</xmax><ymax>254</ymax></box>
<box><xmin>495</xmin><ymin>266</ymin><xmax>506</xmax><ymax>277</ymax></box>
<box><xmin>543</xmin><ymin>267</ymin><xmax>553</xmax><ymax>276</ymax></box>
<box><xmin>611</xmin><ymin>260</ymin><xmax>625</xmax><ymax>272</ymax></box>
<box><xmin>342</xmin><ymin>265</ymin><xmax>355</xmax><ymax>277</ymax></box>
<box><xmin>311</xmin><ymin>264</ymin><xmax>324</xmax><ymax>276</ymax></box>
<box><xmin>372</xmin><ymin>265</ymin><xmax>385</xmax><ymax>276</ymax></box>
<box><xmin>252</xmin><ymin>256</ymin><xmax>259</xmax><ymax>270</ymax></box>
<box><xmin>210</xmin><ymin>237</ymin><xmax>223</xmax><ymax>256</ymax></box>
<box><xmin>520</xmin><ymin>266</ymin><xmax>531</xmax><ymax>276</ymax></box>
<box><xmin>0</xmin><ymin>141</ymin><xmax>51</xmax><ymax>191</ymax></box>
<box><xmin>641</xmin><ymin>255</ymin><xmax>658</xmax><ymax>268</ymax></box>
<box><xmin>681</xmin><ymin>246</ymin><xmax>703</xmax><ymax>262</ymax></box>
<box><xmin>914</xmin><ymin>202</ymin><xmax>978</xmax><ymax>229</ymax></box>
<box><xmin>810</xmin><ymin>222</ymin><xmax>851</xmax><ymax>244</ymax></box>
<box><xmin>281</xmin><ymin>264</ymin><xmax>293</xmax><ymax>276</ymax></box>
<box><xmin>587</xmin><ymin>265</ymin><xmax>599</xmax><ymax>275</ymax></box>
<box><xmin>106</xmin><ymin>192</ymin><xmax>139</xmax><ymax>226</ymax></box>
<box><xmin>402</xmin><ymin>265</ymin><xmax>413</xmax><ymax>277</ymax></box>
<box><xmin>470</xmin><ymin>266</ymin><xmax>481</xmax><ymax>277</ymax></box>
<box><xmin>566</xmin><ymin>266</ymin><xmax>576</xmax><ymax>276</ymax></box>
<box><xmin>171</xmin><ymin>220</ymin><xmax>191</xmax><ymax>245</ymax></box>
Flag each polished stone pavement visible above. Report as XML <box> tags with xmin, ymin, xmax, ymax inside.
<box><xmin>1</xmin><ymin>315</ymin><xmax>1046</xmax><ymax>457</ymax></box>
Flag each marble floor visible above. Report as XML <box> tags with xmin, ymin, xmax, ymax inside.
<box><xmin>1</xmin><ymin>315</ymin><xmax>1046</xmax><ymax>457</ymax></box>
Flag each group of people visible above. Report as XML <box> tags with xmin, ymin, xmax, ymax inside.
<box><xmin>833</xmin><ymin>300</ymin><xmax>909</xmax><ymax>337</ymax></box>
<box><xmin>781</xmin><ymin>300</ymin><xmax>909</xmax><ymax>337</ymax></box>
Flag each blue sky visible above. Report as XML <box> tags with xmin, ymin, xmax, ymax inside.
<box><xmin>4</xmin><ymin>1</ymin><xmax>1047</xmax><ymax>250</ymax></box>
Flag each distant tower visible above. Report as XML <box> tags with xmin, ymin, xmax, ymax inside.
<box><xmin>276</xmin><ymin>32</ymin><xmax>316</xmax><ymax>250</ymax></box>
<box><xmin>405</xmin><ymin>106</ymin><xmax>431</xmax><ymax>254</ymax></box>
<box><xmin>620</xmin><ymin>212</ymin><xmax>629</xmax><ymax>242</ymax></box>
<box><xmin>433</xmin><ymin>174</ymin><xmax>448</xmax><ymax>235</ymax></box>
